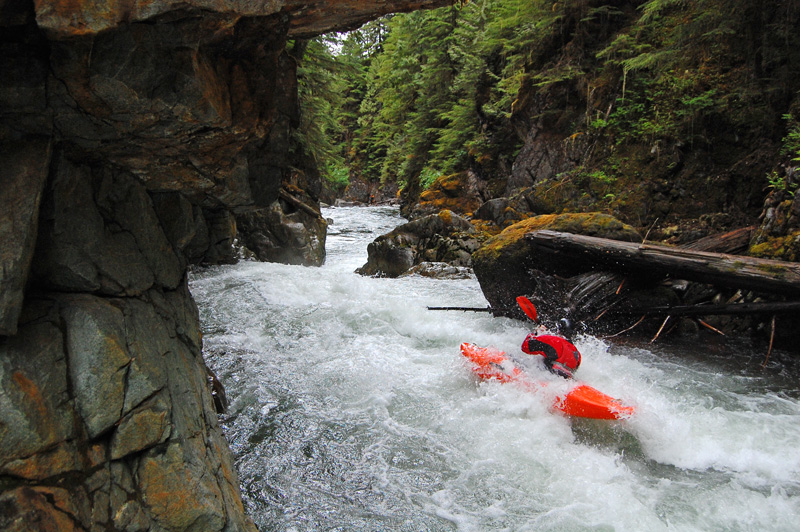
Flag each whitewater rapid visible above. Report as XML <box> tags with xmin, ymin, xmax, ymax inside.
<box><xmin>189</xmin><ymin>205</ymin><xmax>800</xmax><ymax>531</ymax></box>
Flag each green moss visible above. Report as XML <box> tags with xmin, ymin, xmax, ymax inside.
<box><xmin>473</xmin><ymin>212</ymin><xmax>640</xmax><ymax>265</ymax></box>
<box><xmin>469</xmin><ymin>219</ymin><xmax>502</xmax><ymax>238</ymax></box>
<box><xmin>416</xmin><ymin>172</ymin><xmax>482</xmax><ymax>215</ymax></box>
<box><xmin>749</xmin><ymin>231</ymin><xmax>800</xmax><ymax>262</ymax></box>
<box><xmin>756</xmin><ymin>263</ymin><xmax>788</xmax><ymax>276</ymax></box>
<box><xmin>439</xmin><ymin>173</ymin><xmax>466</xmax><ymax>194</ymax></box>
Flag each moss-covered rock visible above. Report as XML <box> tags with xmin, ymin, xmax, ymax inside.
<box><xmin>405</xmin><ymin>171</ymin><xmax>484</xmax><ymax>219</ymax></box>
<box><xmin>475</xmin><ymin>212</ymin><xmax>640</xmax><ymax>266</ymax></box>
<box><xmin>357</xmin><ymin>210</ymin><xmax>484</xmax><ymax>277</ymax></box>
<box><xmin>749</xmin><ymin>231</ymin><xmax>800</xmax><ymax>262</ymax></box>
<box><xmin>472</xmin><ymin>213</ymin><xmax>641</xmax><ymax>314</ymax></box>
<box><xmin>750</xmin><ymin>166</ymin><xmax>800</xmax><ymax>261</ymax></box>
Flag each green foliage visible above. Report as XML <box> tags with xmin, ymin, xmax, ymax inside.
<box><xmin>289</xmin><ymin>20</ymin><xmax>397</xmax><ymax>190</ymax></box>
<box><xmin>783</xmin><ymin>113</ymin><xmax>800</xmax><ymax>163</ymax></box>
<box><xmin>573</xmin><ymin>166</ymin><xmax>618</xmax><ymax>198</ymax></box>
<box><xmin>418</xmin><ymin>167</ymin><xmax>442</xmax><ymax>190</ymax></box>
<box><xmin>291</xmin><ymin>36</ymin><xmax>347</xmax><ymax>185</ymax></box>
<box><xmin>344</xmin><ymin>1</ymin><xmax>568</xmax><ymax>194</ymax></box>
<box><xmin>588</xmin><ymin>0</ymin><xmax>800</xmax><ymax>155</ymax></box>
<box><xmin>291</xmin><ymin>0</ymin><xmax>800</xmax><ymax>214</ymax></box>
<box><xmin>325</xmin><ymin>164</ymin><xmax>351</xmax><ymax>191</ymax></box>
<box><xmin>588</xmin><ymin>169</ymin><xmax>615</xmax><ymax>186</ymax></box>
<box><xmin>766</xmin><ymin>170</ymin><xmax>797</xmax><ymax>197</ymax></box>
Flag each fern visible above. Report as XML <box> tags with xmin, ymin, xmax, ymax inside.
<box><xmin>621</xmin><ymin>49</ymin><xmax>676</xmax><ymax>73</ymax></box>
<box><xmin>639</xmin><ymin>0</ymin><xmax>687</xmax><ymax>24</ymax></box>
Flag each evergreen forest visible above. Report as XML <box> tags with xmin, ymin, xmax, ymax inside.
<box><xmin>291</xmin><ymin>0</ymin><xmax>800</xmax><ymax>258</ymax></box>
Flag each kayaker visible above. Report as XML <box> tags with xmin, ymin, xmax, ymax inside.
<box><xmin>521</xmin><ymin>321</ymin><xmax>581</xmax><ymax>379</ymax></box>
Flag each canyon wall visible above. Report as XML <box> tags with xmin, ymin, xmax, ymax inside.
<box><xmin>0</xmin><ymin>1</ymin><xmax>450</xmax><ymax>530</ymax></box>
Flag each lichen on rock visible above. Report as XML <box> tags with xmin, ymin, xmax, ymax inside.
<box><xmin>406</xmin><ymin>170</ymin><xmax>485</xmax><ymax>219</ymax></box>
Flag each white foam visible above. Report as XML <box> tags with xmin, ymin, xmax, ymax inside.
<box><xmin>190</xmin><ymin>205</ymin><xmax>800</xmax><ymax>531</ymax></box>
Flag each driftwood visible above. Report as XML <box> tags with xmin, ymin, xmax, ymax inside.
<box><xmin>526</xmin><ymin>230</ymin><xmax>800</xmax><ymax>297</ymax></box>
<box><xmin>619</xmin><ymin>300</ymin><xmax>800</xmax><ymax>317</ymax></box>
<box><xmin>279</xmin><ymin>188</ymin><xmax>323</xmax><ymax>219</ymax></box>
<box><xmin>680</xmin><ymin>226</ymin><xmax>755</xmax><ymax>254</ymax></box>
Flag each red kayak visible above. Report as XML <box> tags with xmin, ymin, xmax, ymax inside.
<box><xmin>460</xmin><ymin>343</ymin><xmax>635</xmax><ymax>420</ymax></box>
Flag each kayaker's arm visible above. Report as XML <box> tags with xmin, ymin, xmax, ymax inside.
<box><xmin>523</xmin><ymin>338</ymin><xmax>559</xmax><ymax>365</ymax></box>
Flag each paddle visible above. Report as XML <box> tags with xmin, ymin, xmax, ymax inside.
<box><xmin>428</xmin><ymin>296</ymin><xmax>539</xmax><ymax>322</ymax></box>
<box><xmin>516</xmin><ymin>296</ymin><xmax>538</xmax><ymax>323</ymax></box>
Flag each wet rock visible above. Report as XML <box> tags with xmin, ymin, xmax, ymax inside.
<box><xmin>151</xmin><ymin>191</ymin><xmax>198</xmax><ymax>263</ymax></box>
<box><xmin>110</xmin><ymin>395</ymin><xmax>171</xmax><ymax>460</ymax></box>
<box><xmin>112</xmin><ymin>500</ymin><xmax>150</xmax><ymax>531</ymax></box>
<box><xmin>37</xmin><ymin>0</ymin><xmax>452</xmax><ymax>40</ymax></box>
<box><xmin>0</xmin><ymin>486</ymin><xmax>87</xmax><ymax>532</ymax></box>
<box><xmin>137</xmin><ymin>441</ymin><xmax>226</xmax><ymax>531</ymax></box>
<box><xmin>202</xmin><ymin>209</ymin><xmax>239</xmax><ymax>265</ymax></box>
<box><xmin>1</xmin><ymin>287</ymin><xmax>255</xmax><ymax>531</ymax></box>
<box><xmin>0</xmin><ymin>139</ymin><xmax>52</xmax><ymax>335</ymax></box>
<box><xmin>0</xmin><ymin>320</ymin><xmax>74</xmax><ymax>468</ymax></box>
<box><xmin>507</xmin><ymin>122</ymin><xmax>591</xmax><ymax>194</ymax></box>
<box><xmin>341</xmin><ymin>175</ymin><xmax>399</xmax><ymax>204</ymax></box>
<box><xmin>1</xmin><ymin>1</ymin><xmax>454</xmax><ymax>530</ymax></box>
<box><xmin>401</xmin><ymin>262</ymin><xmax>475</xmax><ymax>279</ymax></box>
<box><xmin>472</xmin><ymin>188</ymin><xmax>541</xmax><ymax>228</ymax></box>
<box><xmin>33</xmin><ymin>156</ymin><xmax>184</xmax><ymax>295</ymax></box>
<box><xmin>472</xmin><ymin>213</ymin><xmax>641</xmax><ymax>313</ymax></box>
<box><xmin>61</xmin><ymin>296</ymin><xmax>131</xmax><ymax>439</ymax></box>
<box><xmin>474</xmin><ymin>198</ymin><xmax>510</xmax><ymax>222</ymax></box>
<box><xmin>357</xmin><ymin>210</ymin><xmax>482</xmax><ymax>277</ymax></box>
<box><xmin>235</xmin><ymin>199</ymin><xmax>328</xmax><ymax>266</ymax></box>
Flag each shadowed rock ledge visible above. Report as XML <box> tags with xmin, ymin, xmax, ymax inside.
<box><xmin>0</xmin><ymin>0</ymin><xmax>452</xmax><ymax>530</ymax></box>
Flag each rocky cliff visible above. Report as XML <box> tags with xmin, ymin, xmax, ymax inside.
<box><xmin>0</xmin><ymin>0</ymin><xmax>451</xmax><ymax>530</ymax></box>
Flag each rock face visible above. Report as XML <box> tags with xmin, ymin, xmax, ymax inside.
<box><xmin>357</xmin><ymin>210</ymin><xmax>482</xmax><ymax>277</ymax></box>
<box><xmin>404</xmin><ymin>170</ymin><xmax>486</xmax><ymax>219</ymax></box>
<box><xmin>507</xmin><ymin>124</ymin><xmax>592</xmax><ymax>195</ymax></box>
<box><xmin>235</xmin><ymin>200</ymin><xmax>327</xmax><ymax>266</ymax></box>
<box><xmin>1</xmin><ymin>185</ymin><xmax>253</xmax><ymax>530</ymax></box>
<box><xmin>0</xmin><ymin>0</ymin><xmax>452</xmax><ymax>530</ymax></box>
<box><xmin>341</xmin><ymin>175</ymin><xmax>400</xmax><ymax>205</ymax></box>
<box><xmin>750</xmin><ymin>165</ymin><xmax>800</xmax><ymax>261</ymax></box>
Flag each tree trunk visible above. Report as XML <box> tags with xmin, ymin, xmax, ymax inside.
<box><xmin>525</xmin><ymin>230</ymin><xmax>800</xmax><ymax>297</ymax></box>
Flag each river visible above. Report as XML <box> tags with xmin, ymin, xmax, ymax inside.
<box><xmin>189</xmin><ymin>205</ymin><xmax>800</xmax><ymax>531</ymax></box>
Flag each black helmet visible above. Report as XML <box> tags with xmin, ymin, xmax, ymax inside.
<box><xmin>557</xmin><ymin>318</ymin><xmax>573</xmax><ymax>336</ymax></box>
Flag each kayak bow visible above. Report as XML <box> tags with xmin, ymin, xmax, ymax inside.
<box><xmin>460</xmin><ymin>343</ymin><xmax>635</xmax><ymax>420</ymax></box>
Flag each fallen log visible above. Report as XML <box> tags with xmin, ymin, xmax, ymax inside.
<box><xmin>616</xmin><ymin>300</ymin><xmax>800</xmax><ymax>317</ymax></box>
<box><xmin>680</xmin><ymin>226</ymin><xmax>755</xmax><ymax>254</ymax></box>
<box><xmin>279</xmin><ymin>188</ymin><xmax>323</xmax><ymax>219</ymax></box>
<box><xmin>525</xmin><ymin>230</ymin><xmax>800</xmax><ymax>297</ymax></box>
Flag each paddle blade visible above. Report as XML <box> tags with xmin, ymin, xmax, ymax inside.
<box><xmin>516</xmin><ymin>296</ymin><xmax>538</xmax><ymax>322</ymax></box>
